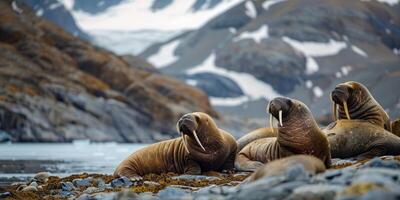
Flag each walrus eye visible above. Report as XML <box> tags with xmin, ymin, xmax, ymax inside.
<box><xmin>194</xmin><ymin>115</ymin><xmax>201</xmax><ymax>123</ymax></box>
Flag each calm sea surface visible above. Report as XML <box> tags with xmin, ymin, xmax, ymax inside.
<box><xmin>0</xmin><ymin>142</ymin><xmax>147</xmax><ymax>178</ymax></box>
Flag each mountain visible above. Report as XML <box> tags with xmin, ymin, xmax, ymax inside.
<box><xmin>141</xmin><ymin>0</ymin><xmax>400</xmax><ymax>121</ymax></box>
<box><xmin>0</xmin><ymin>0</ymin><xmax>218</xmax><ymax>142</ymax></box>
<box><xmin>17</xmin><ymin>0</ymin><xmax>90</xmax><ymax>40</ymax></box>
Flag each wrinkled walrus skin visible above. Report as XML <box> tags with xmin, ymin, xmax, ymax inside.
<box><xmin>235</xmin><ymin>97</ymin><xmax>331</xmax><ymax>172</ymax></box>
<box><xmin>330</xmin><ymin>81</ymin><xmax>391</xmax><ymax>132</ymax></box>
<box><xmin>324</xmin><ymin>120</ymin><xmax>400</xmax><ymax>159</ymax></box>
<box><xmin>114</xmin><ymin>112</ymin><xmax>237</xmax><ymax>179</ymax></box>
<box><xmin>247</xmin><ymin>155</ymin><xmax>326</xmax><ymax>182</ymax></box>
<box><xmin>237</xmin><ymin>127</ymin><xmax>277</xmax><ymax>152</ymax></box>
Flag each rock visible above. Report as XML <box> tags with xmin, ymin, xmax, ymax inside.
<box><xmin>171</xmin><ymin>175</ymin><xmax>221</xmax><ymax>182</ymax></box>
<box><xmin>361</xmin><ymin>157</ymin><xmax>400</xmax><ymax>169</ymax></box>
<box><xmin>21</xmin><ymin>185</ymin><xmax>38</xmax><ymax>192</ymax></box>
<box><xmin>196</xmin><ymin>185</ymin><xmax>237</xmax><ymax>196</ymax></box>
<box><xmin>83</xmin><ymin>186</ymin><xmax>103</xmax><ymax>194</ymax></box>
<box><xmin>0</xmin><ymin>192</ymin><xmax>11</xmax><ymax>198</ymax></box>
<box><xmin>0</xmin><ymin>0</ymin><xmax>218</xmax><ymax>143</ymax></box>
<box><xmin>61</xmin><ymin>181</ymin><xmax>75</xmax><ymax>191</ymax></box>
<box><xmin>73</xmin><ymin>177</ymin><xmax>93</xmax><ymax>187</ymax></box>
<box><xmin>29</xmin><ymin>181</ymin><xmax>38</xmax><ymax>187</ymax></box>
<box><xmin>287</xmin><ymin>184</ymin><xmax>345</xmax><ymax>200</ymax></box>
<box><xmin>60</xmin><ymin>191</ymin><xmax>74</xmax><ymax>198</ymax></box>
<box><xmin>338</xmin><ymin>182</ymin><xmax>388</xmax><ymax>199</ymax></box>
<box><xmin>94</xmin><ymin>178</ymin><xmax>106</xmax><ymax>190</ymax></box>
<box><xmin>111</xmin><ymin>177</ymin><xmax>133</xmax><ymax>188</ymax></box>
<box><xmin>157</xmin><ymin>187</ymin><xmax>192</xmax><ymax>200</ymax></box>
<box><xmin>34</xmin><ymin>172</ymin><xmax>50</xmax><ymax>183</ymax></box>
<box><xmin>183</xmin><ymin>73</ymin><xmax>244</xmax><ymax>98</ymax></box>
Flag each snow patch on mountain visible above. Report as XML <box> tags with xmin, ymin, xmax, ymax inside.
<box><xmin>351</xmin><ymin>45</ymin><xmax>368</xmax><ymax>57</ymax></box>
<box><xmin>245</xmin><ymin>1</ymin><xmax>257</xmax><ymax>18</ymax></box>
<box><xmin>211</xmin><ymin>96</ymin><xmax>250</xmax><ymax>106</ymax></box>
<box><xmin>262</xmin><ymin>0</ymin><xmax>287</xmax><ymax>10</ymax></box>
<box><xmin>282</xmin><ymin>37</ymin><xmax>347</xmax><ymax>57</ymax></box>
<box><xmin>148</xmin><ymin>40</ymin><xmax>180</xmax><ymax>68</ymax></box>
<box><xmin>68</xmin><ymin>0</ymin><xmax>245</xmax><ymax>32</ymax></box>
<box><xmin>187</xmin><ymin>53</ymin><xmax>280</xmax><ymax>105</ymax></box>
<box><xmin>234</xmin><ymin>25</ymin><xmax>269</xmax><ymax>43</ymax></box>
<box><xmin>306</xmin><ymin>57</ymin><xmax>319</xmax><ymax>74</ymax></box>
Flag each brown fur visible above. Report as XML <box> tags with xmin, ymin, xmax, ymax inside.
<box><xmin>248</xmin><ymin>155</ymin><xmax>326</xmax><ymax>182</ymax></box>
<box><xmin>324</xmin><ymin>120</ymin><xmax>400</xmax><ymax>159</ymax></box>
<box><xmin>235</xmin><ymin>98</ymin><xmax>331</xmax><ymax>172</ymax></box>
<box><xmin>237</xmin><ymin>127</ymin><xmax>277</xmax><ymax>152</ymax></box>
<box><xmin>391</xmin><ymin>118</ymin><xmax>400</xmax><ymax>137</ymax></box>
<box><xmin>331</xmin><ymin>81</ymin><xmax>391</xmax><ymax>131</ymax></box>
<box><xmin>114</xmin><ymin>112</ymin><xmax>237</xmax><ymax>178</ymax></box>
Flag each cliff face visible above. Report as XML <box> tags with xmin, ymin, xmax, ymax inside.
<box><xmin>0</xmin><ymin>0</ymin><xmax>218</xmax><ymax>142</ymax></box>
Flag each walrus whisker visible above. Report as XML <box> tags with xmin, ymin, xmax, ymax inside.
<box><xmin>279</xmin><ymin>110</ymin><xmax>283</xmax><ymax>127</ymax></box>
<box><xmin>343</xmin><ymin>101</ymin><xmax>351</xmax><ymax>120</ymax></box>
<box><xmin>193</xmin><ymin>130</ymin><xmax>206</xmax><ymax>152</ymax></box>
<box><xmin>181</xmin><ymin>132</ymin><xmax>190</xmax><ymax>154</ymax></box>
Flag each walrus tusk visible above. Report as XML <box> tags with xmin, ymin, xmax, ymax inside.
<box><xmin>332</xmin><ymin>104</ymin><xmax>338</xmax><ymax>121</ymax></box>
<box><xmin>181</xmin><ymin>132</ymin><xmax>190</xmax><ymax>154</ymax></box>
<box><xmin>270</xmin><ymin>113</ymin><xmax>274</xmax><ymax>134</ymax></box>
<box><xmin>193</xmin><ymin>130</ymin><xmax>206</xmax><ymax>152</ymax></box>
<box><xmin>343</xmin><ymin>101</ymin><xmax>351</xmax><ymax>120</ymax></box>
<box><xmin>278</xmin><ymin>110</ymin><xmax>283</xmax><ymax>127</ymax></box>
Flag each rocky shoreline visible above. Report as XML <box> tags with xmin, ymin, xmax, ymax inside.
<box><xmin>1</xmin><ymin>156</ymin><xmax>400</xmax><ymax>200</ymax></box>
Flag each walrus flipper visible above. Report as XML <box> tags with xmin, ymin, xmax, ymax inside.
<box><xmin>234</xmin><ymin>154</ymin><xmax>264</xmax><ymax>172</ymax></box>
<box><xmin>184</xmin><ymin>160</ymin><xmax>202</xmax><ymax>175</ymax></box>
<box><xmin>355</xmin><ymin>146</ymin><xmax>387</xmax><ymax>160</ymax></box>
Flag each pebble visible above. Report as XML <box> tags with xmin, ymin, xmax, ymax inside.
<box><xmin>171</xmin><ymin>175</ymin><xmax>221</xmax><ymax>182</ymax></box>
<box><xmin>61</xmin><ymin>181</ymin><xmax>75</xmax><ymax>191</ymax></box>
<box><xmin>83</xmin><ymin>186</ymin><xmax>103</xmax><ymax>194</ymax></box>
<box><xmin>0</xmin><ymin>192</ymin><xmax>11</xmax><ymax>198</ymax></box>
<box><xmin>157</xmin><ymin>187</ymin><xmax>192</xmax><ymax>199</ymax></box>
<box><xmin>34</xmin><ymin>172</ymin><xmax>50</xmax><ymax>183</ymax></box>
<box><xmin>73</xmin><ymin>177</ymin><xmax>93</xmax><ymax>187</ymax></box>
<box><xmin>362</xmin><ymin>157</ymin><xmax>400</xmax><ymax>169</ymax></box>
<box><xmin>21</xmin><ymin>185</ymin><xmax>38</xmax><ymax>192</ymax></box>
<box><xmin>111</xmin><ymin>176</ymin><xmax>133</xmax><ymax>188</ymax></box>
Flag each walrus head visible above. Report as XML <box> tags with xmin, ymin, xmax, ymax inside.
<box><xmin>177</xmin><ymin>112</ymin><xmax>218</xmax><ymax>154</ymax></box>
<box><xmin>329</xmin><ymin>81</ymin><xmax>389</xmax><ymax>130</ymax></box>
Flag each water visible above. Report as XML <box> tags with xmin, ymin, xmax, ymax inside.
<box><xmin>0</xmin><ymin>142</ymin><xmax>147</xmax><ymax>178</ymax></box>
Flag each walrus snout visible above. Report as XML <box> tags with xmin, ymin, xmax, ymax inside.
<box><xmin>331</xmin><ymin>85</ymin><xmax>350</xmax><ymax>104</ymax></box>
<box><xmin>268</xmin><ymin>97</ymin><xmax>292</xmax><ymax>119</ymax></box>
<box><xmin>177</xmin><ymin>114</ymin><xmax>197</xmax><ymax>134</ymax></box>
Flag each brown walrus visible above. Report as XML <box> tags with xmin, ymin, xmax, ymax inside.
<box><xmin>237</xmin><ymin>127</ymin><xmax>277</xmax><ymax>152</ymax></box>
<box><xmin>330</xmin><ymin>81</ymin><xmax>391</xmax><ymax>131</ymax></box>
<box><xmin>247</xmin><ymin>155</ymin><xmax>326</xmax><ymax>182</ymax></box>
<box><xmin>391</xmin><ymin>118</ymin><xmax>400</xmax><ymax>137</ymax></box>
<box><xmin>235</xmin><ymin>97</ymin><xmax>331</xmax><ymax>172</ymax></box>
<box><xmin>113</xmin><ymin>112</ymin><xmax>237</xmax><ymax>180</ymax></box>
<box><xmin>323</xmin><ymin>120</ymin><xmax>400</xmax><ymax>159</ymax></box>
<box><xmin>325</xmin><ymin>81</ymin><xmax>400</xmax><ymax>158</ymax></box>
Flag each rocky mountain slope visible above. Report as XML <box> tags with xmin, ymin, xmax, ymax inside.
<box><xmin>0</xmin><ymin>0</ymin><xmax>218</xmax><ymax>142</ymax></box>
<box><xmin>141</xmin><ymin>0</ymin><xmax>400</xmax><ymax>121</ymax></box>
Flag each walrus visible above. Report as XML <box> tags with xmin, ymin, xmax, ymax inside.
<box><xmin>392</xmin><ymin>118</ymin><xmax>400</xmax><ymax>137</ymax></box>
<box><xmin>323</xmin><ymin>120</ymin><xmax>400</xmax><ymax>159</ymax></box>
<box><xmin>235</xmin><ymin>97</ymin><xmax>331</xmax><ymax>172</ymax></box>
<box><xmin>237</xmin><ymin>127</ymin><xmax>277</xmax><ymax>152</ymax></box>
<box><xmin>330</xmin><ymin>81</ymin><xmax>391</xmax><ymax>131</ymax></box>
<box><xmin>247</xmin><ymin>155</ymin><xmax>326</xmax><ymax>182</ymax></box>
<box><xmin>113</xmin><ymin>112</ymin><xmax>237</xmax><ymax>180</ymax></box>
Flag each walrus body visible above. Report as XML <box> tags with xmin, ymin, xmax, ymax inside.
<box><xmin>330</xmin><ymin>81</ymin><xmax>391</xmax><ymax>131</ymax></box>
<box><xmin>325</xmin><ymin>81</ymin><xmax>400</xmax><ymax>158</ymax></box>
<box><xmin>237</xmin><ymin>127</ymin><xmax>277</xmax><ymax>152</ymax></box>
<box><xmin>324</xmin><ymin>120</ymin><xmax>400</xmax><ymax>159</ymax></box>
<box><xmin>114</xmin><ymin>112</ymin><xmax>237</xmax><ymax>179</ymax></box>
<box><xmin>248</xmin><ymin>155</ymin><xmax>326</xmax><ymax>182</ymax></box>
<box><xmin>235</xmin><ymin>97</ymin><xmax>331</xmax><ymax>172</ymax></box>
<box><xmin>391</xmin><ymin>118</ymin><xmax>400</xmax><ymax>137</ymax></box>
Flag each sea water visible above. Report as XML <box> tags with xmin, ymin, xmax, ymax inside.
<box><xmin>0</xmin><ymin>142</ymin><xmax>147</xmax><ymax>178</ymax></box>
